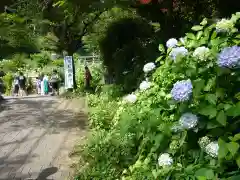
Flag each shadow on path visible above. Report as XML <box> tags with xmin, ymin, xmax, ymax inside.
<box><xmin>0</xmin><ymin>96</ymin><xmax>88</xmax><ymax>179</ymax></box>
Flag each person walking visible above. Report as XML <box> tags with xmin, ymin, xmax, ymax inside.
<box><xmin>84</xmin><ymin>66</ymin><xmax>92</xmax><ymax>90</ymax></box>
<box><xmin>18</xmin><ymin>72</ymin><xmax>26</xmax><ymax>97</ymax></box>
<box><xmin>43</xmin><ymin>75</ymin><xmax>49</xmax><ymax>95</ymax></box>
<box><xmin>12</xmin><ymin>76</ymin><xmax>19</xmax><ymax>96</ymax></box>
<box><xmin>36</xmin><ymin>77</ymin><xmax>41</xmax><ymax>95</ymax></box>
<box><xmin>50</xmin><ymin>70</ymin><xmax>59</xmax><ymax>95</ymax></box>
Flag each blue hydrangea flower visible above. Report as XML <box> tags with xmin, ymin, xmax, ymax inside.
<box><xmin>179</xmin><ymin>113</ymin><xmax>198</xmax><ymax>129</ymax></box>
<box><xmin>171</xmin><ymin>79</ymin><xmax>193</xmax><ymax>102</ymax></box>
<box><xmin>166</xmin><ymin>38</ymin><xmax>178</xmax><ymax>48</ymax></box>
<box><xmin>170</xmin><ymin>47</ymin><xmax>188</xmax><ymax>61</ymax></box>
<box><xmin>218</xmin><ymin>46</ymin><xmax>240</xmax><ymax>68</ymax></box>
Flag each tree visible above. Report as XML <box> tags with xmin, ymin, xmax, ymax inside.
<box><xmin>0</xmin><ymin>13</ymin><xmax>39</xmax><ymax>59</ymax></box>
<box><xmin>12</xmin><ymin>0</ymin><xmax>106</xmax><ymax>88</ymax></box>
<box><xmin>90</xmin><ymin>8</ymin><xmax>158</xmax><ymax>92</ymax></box>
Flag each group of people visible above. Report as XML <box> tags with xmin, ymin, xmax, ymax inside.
<box><xmin>11</xmin><ymin>66</ymin><xmax>91</xmax><ymax>97</ymax></box>
<box><xmin>12</xmin><ymin>70</ymin><xmax>60</xmax><ymax>97</ymax></box>
<box><xmin>35</xmin><ymin>70</ymin><xmax>59</xmax><ymax>95</ymax></box>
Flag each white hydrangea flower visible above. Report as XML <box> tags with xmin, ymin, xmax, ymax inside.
<box><xmin>193</xmin><ymin>46</ymin><xmax>210</xmax><ymax>61</ymax></box>
<box><xmin>231</xmin><ymin>12</ymin><xmax>240</xmax><ymax>23</ymax></box>
<box><xmin>170</xmin><ymin>47</ymin><xmax>188</xmax><ymax>61</ymax></box>
<box><xmin>198</xmin><ymin>136</ymin><xmax>211</xmax><ymax>150</ymax></box>
<box><xmin>166</xmin><ymin>38</ymin><xmax>178</xmax><ymax>48</ymax></box>
<box><xmin>124</xmin><ymin>94</ymin><xmax>137</xmax><ymax>103</ymax></box>
<box><xmin>216</xmin><ymin>19</ymin><xmax>236</xmax><ymax>33</ymax></box>
<box><xmin>158</xmin><ymin>153</ymin><xmax>173</xmax><ymax>167</ymax></box>
<box><xmin>139</xmin><ymin>81</ymin><xmax>151</xmax><ymax>91</ymax></box>
<box><xmin>205</xmin><ymin>141</ymin><xmax>219</xmax><ymax>158</ymax></box>
<box><xmin>143</xmin><ymin>62</ymin><xmax>156</xmax><ymax>73</ymax></box>
<box><xmin>179</xmin><ymin>113</ymin><xmax>198</xmax><ymax>129</ymax></box>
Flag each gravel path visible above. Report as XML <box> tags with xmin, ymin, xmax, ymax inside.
<box><xmin>0</xmin><ymin>95</ymin><xmax>87</xmax><ymax>180</ymax></box>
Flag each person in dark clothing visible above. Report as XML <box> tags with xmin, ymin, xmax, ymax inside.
<box><xmin>13</xmin><ymin>76</ymin><xmax>19</xmax><ymax>96</ymax></box>
<box><xmin>18</xmin><ymin>72</ymin><xmax>26</xmax><ymax>96</ymax></box>
<box><xmin>49</xmin><ymin>70</ymin><xmax>59</xmax><ymax>95</ymax></box>
<box><xmin>84</xmin><ymin>66</ymin><xmax>92</xmax><ymax>89</ymax></box>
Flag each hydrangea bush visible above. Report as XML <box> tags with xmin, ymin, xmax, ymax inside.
<box><xmin>77</xmin><ymin>12</ymin><xmax>240</xmax><ymax>180</ymax></box>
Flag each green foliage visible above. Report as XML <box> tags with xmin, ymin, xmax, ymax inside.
<box><xmin>2</xmin><ymin>72</ymin><xmax>13</xmax><ymax>95</ymax></box>
<box><xmin>75</xmin><ymin>61</ymin><xmax>103</xmax><ymax>92</ymax></box>
<box><xmin>76</xmin><ymin>12</ymin><xmax>240</xmax><ymax>179</ymax></box>
<box><xmin>99</xmin><ymin>16</ymin><xmax>158</xmax><ymax>92</ymax></box>
<box><xmin>0</xmin><ymin>13</ymin><xmax>39</xmax><ymax>58</ymax></box>
<box><xmin>30</xmin><ymin>51</ymin><xmax>51</xmax><ymax>68</ymax></box>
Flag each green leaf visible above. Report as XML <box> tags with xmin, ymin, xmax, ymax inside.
<box><xmin>196</xmin><ymin>31</ymin><xmax>203</xmax><ymax>40</ymax></box>
<box><xmin>156</xmin><ymin>56</ymin><xmax>164</xmax><ymax>63</ymax></box>
<box><xmin>200</xmin><ymin>18</ymin><xmax>208</xmax><ymax>26</ymax></box>
<box><xmin>218</xmin><ymin>138</ymin><xmax>229</xmax><ymax>159</ymax></box>
<box><xmin>227</xmin><ymin>142</ymin><xmax>239</xmax><ymax>156</ymax></box>
<box><xmin>236</xmin><ymin>155</ymin><xmax>240</xmax><ymax>168</ymax></box>
<box><xmin>216</xmin><ymin>88</ymin><xmax>225</xmax><ymax>99</ymax></box>
<box><xmin>234</xmin><ymin>92</ymin><xmax>240</xmax><ymax>100</ymax></box>
<box><xmin>226</xmin><ymin>102</ymin><xmax>240</xmax><ymax>117</ymax></box>
<box><xmin>228</xmin><ymin>175</ymin><xmax>240</xmax><ymax>180</ymax></box>
<box><xmin>224</xmin><ymin>104</ymin><xmax>232</xmax><ymax>111</ymax></box>
<box><xmin>204</xmin><ymin>78</ymin><xmax>215</xmax><ymax>92</ymax></box>
<box><xmin>211</xmin><ymin>31</ymin><xmax>217</xmax><ymax>40</ymax></box>
<box><xmin>231</xmin><ymin>133</ymin><xmax>240</xmax><ymax>142</ymax></box>
<box><xmin>216</xmin><ymin>111</ymin><xmax>227</xmax><ymax>126</ymax></box>
<box><xmin>193</xmin><ymin>79</ymin><xmax>205</xmax><ymax>96</ymax></box>
<box><xmin>192</xmin><ymin>25</ymin><xmax>203</xmax><ymax>31</ymax></box>
<box><xmin>205</xmin><ymin>94</ymin><xmax>217</xmax><ymax>105</ymax></box>
<box><xmin>186</xmin><ymin>33</ymin><xmax>196</xmax><ymax>40</ymax></box>
<box><xmin>197</xmin><ymin>177</ymin><xmax>207</xmax><ymax>180</ymax></box>
<box><xmin>199</xmin><ymin>105</ymin><xmax>217</xmax><ymax>119</ymax></box>
<box><xmin>158</xmin><ymin>44</ymin><xmax>165</xmax><ymax>53</ymax></box>
<box><xmin>207</xmin><ymin>121</ymin><xmax>220</xmax><ymax>129</ymax></box>
<box><xmin>195</xmin><ymin>168</ymin><xmax>214</xmax><ymax>179</ymax></box>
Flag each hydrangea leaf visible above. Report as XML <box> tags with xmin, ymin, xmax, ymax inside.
<box><xmin>158</xmin><ymin>44</ymin><xmax>165</xmax><ymax>53</ymax></box>
<box><xmin>191</xmin><ymin>25</ymin><xmax>203</xmax><ymax>31</ymax></box>
<box><xmin>236</xmin><ymin>34</ymin><xmax>240</xmax><ymax>39</ymax></box>
<box><xmin>231</xmin><ymin>133</ymin><xmax>240</xmax><ymax>142</ymax></box>
<box><xmin>193</xmin><ymin>79</ymin><xmax>205</xmax><ymax>96</ymax></box>
<box><xmin>195</xmin><ymin>168</ymin><xmax>214</xmax><ymax>179</ymax></box>
<box><xmin>197</xmin><ymin>31</ymin><xmax>203</xmax><ymax>40</ymax></box>
<box><xmin>211</xmin><ymin>31</ymin><xmax>217</xmax><ymax>40</ymax></box>
<box><xmin>234</xmin><ymin>92</ymin><xmax>240</xmax><ymax>100</ymax></box>
<box><xmin>199</xmin><ymin>105</ymin><xmax>217</xmax><ymax>119</ymax></box>
<box><xmin>236</xmin><ymin>155</ymin><xmax>240</xmax><ymax>168</ymax></box>
<box><xmin>207</xmin><ymin>121</ymin><xmax>220</xmax><ymax>129</ymax></box>
<box><xmin>227</xmin><ymin>142</ymin><xmax>239</xmax><ymax>156</ymax></box>
<box><xmin>200</xmin><ymin>18</ymin><xmax>208</xmax><ymax>26</ymax></box>
<box><xmin>228</xmin><ymin>175</ymin><xmax>240</xmax><ymax>180</ymax></box>
<box><xmin>218</xmin><ymin>138</ymin><xmax>229</xmax><ymax>159</ymax></box>
<box><xmin>156</xmin><ymin>56</ymin><xmax>164</xmax><ymax>63</ymax></box>
<box><xmin>216</xmin><ymin>110</ymin><xmax>227</xmax><ymax>126</ymax></box>
<box><xmin>205</xmin><ymin>94</ymin><xmax>217</xmax><ymax>105</ymax></box>
<box><xmin>226</xmin><ymin>102</ymin><xmax>240</xmax><ymax>117</ymax></box>
<box><xmin>186</xmin><ymin>33</ymin><xmax>196</xmax><ymax>40</ymax></box>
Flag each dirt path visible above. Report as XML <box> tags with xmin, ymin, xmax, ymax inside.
<box><xmin>0</xmin><ymin>95</ymin><xmax>87</xmax><ymax>180</ymax></box>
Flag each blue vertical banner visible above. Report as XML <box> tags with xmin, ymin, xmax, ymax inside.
<box><xmin>64</xmin><ymin>56</ymin><xmax>74</xmax><ymax>89</ymax></box>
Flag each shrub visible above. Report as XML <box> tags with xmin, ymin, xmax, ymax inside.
<box><xmin>87</xmin><ymin>85</ymin><xmax>123</xmax><ymax>130</ymax></box>
<box><xmin>2</xmin><ymin>72</ymin><xmax>14</xmax><ymax>95</ymax></box>
<box><xmin>75</xmin><ymin>62</ymin><xmax>103</xmax><ymax>92</ymax></box>
<box><xmin>77</xmin><ymin>12</ymin><xmax>240</xmax><ymax>180</ymax></box>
